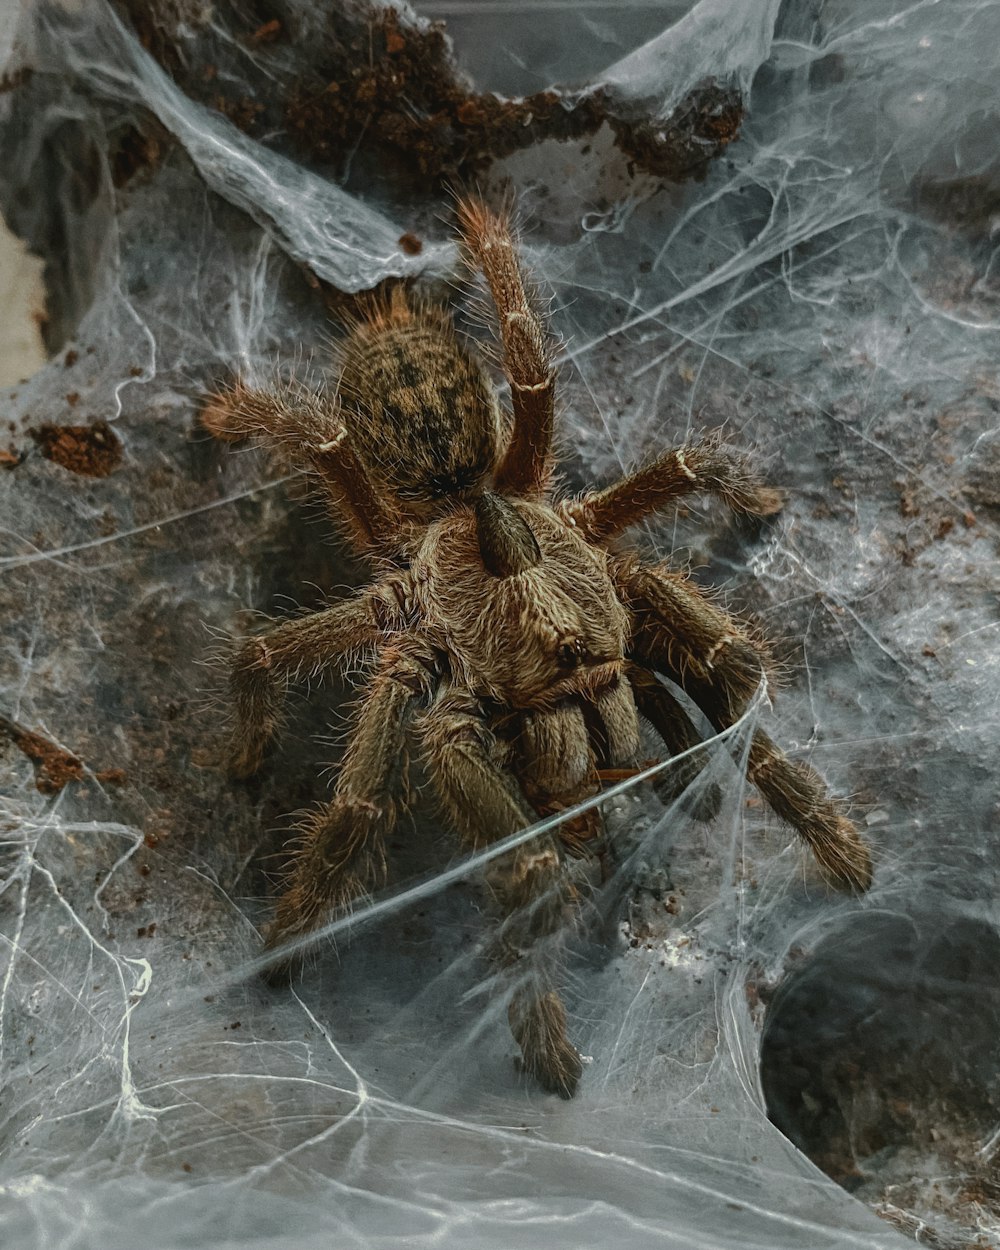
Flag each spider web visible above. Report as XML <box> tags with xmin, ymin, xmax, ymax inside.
<box><xmin>1</xmin><ymin>2</ymin><xmax>999</xmax><ymax>1247</ymax></box>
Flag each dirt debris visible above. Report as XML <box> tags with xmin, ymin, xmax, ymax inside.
<box><xmin>1</xmin><ymin>718</ymin><xmax>85</xmax><ymax>794</ymax></box>
<box><xmin>114</xmin><ymin>1</ymin><xmax>743</xmax><ymax>189</ymax></box>
<box><xmin>31</xmin><ymin>420</ymin><xmax>123</xmax><ymax>477</ymax></box>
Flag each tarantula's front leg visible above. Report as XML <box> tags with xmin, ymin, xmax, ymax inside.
<box><xmin>563</xmin><ymin>433</ymin><xmax>784</xmax><ymax>544</ymax></box>
<box><xmin>201</xmin><ymin>378</ymin><xmax>395</xmax><ymax>552</ymax></box>
<box><xmin>262</xmin><ymin>642</ymin><xmax>435</xmax><ymax>976</ymax></box>
<box><xmin>615</xmin><ymin>558</ymin><xmax>872</xmax><ymax>891</ymax></box>
<box><xmin>222</xmin><ymin>580</ymin><xmax>407</xmax><ymax>778</ymax></box>
<box><xmin>513</xmin><ymin>701</ymin><xmax>603</xmax><ymax>857</ymax></box>
<box><xmin>456</xmin><ymin>198</ymin><xmax>555</xmax><ymax>497</ymax></box>
<box><xmin>420</xmin><ymin>687</ymin><xmax>584</xmax><ymax>1097</ymax></box>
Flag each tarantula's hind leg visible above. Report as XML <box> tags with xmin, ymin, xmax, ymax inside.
<box><xmin>615</xmin><ymin>559</ymin><xmax>872</xmax><ymax>892</ymax></box>
<box><xmin>420</xmin><ymin>687</ymin><xmax>584</xmax><ymax>1097</ymax></box>
<box><xmin>456</xmin><ymin>197</ymin><xmax>555</xmax><ymax>498</ymax></box>
<box><xmin>261</xmin><ymin>643</ymin><xmax>434</xmax><ymax>980</ymax></box>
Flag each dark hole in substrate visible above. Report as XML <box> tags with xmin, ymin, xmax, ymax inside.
<box><xmin>760</xmin><ymin>911</ymin><xmax>1000</xmax><ymax>1188</ymax></box>
<box><xmin>0</xmin><ymin>114</ymin><xmax>112</xmax><ymax>357</ymax></box>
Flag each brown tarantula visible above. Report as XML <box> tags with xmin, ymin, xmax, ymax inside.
<box><xmin>202</xmin><ymin>198</ymin><xmax>872</xmax><ymax>1098</ymax></box>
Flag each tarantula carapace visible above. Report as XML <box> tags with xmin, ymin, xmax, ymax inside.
<box><xmin>202</xmin><ymin>198</ymin><xmax>872</xmax><ymax>1097</ymax></box>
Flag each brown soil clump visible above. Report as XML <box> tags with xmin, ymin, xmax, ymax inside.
<box><xmin>31</xmin><ymin>420</ymin><xmax>123</xmax><ymax>477</ymax></box>
<box><xmin>285</xmin><ymin>11</ymin><xmax>743</xmax><ymax>183</ymax></box>
<box><xmin>1</xmin><ymin>718</ymin><xmax>85</xmax><ymax>794</ymax></box>
<box><xmin>1</xmin><ymin>717</ymin><xmax>129</xmax><ymax>794</ymax></box>
<box><xmin>115</xmin><ymin>1</ymin><xmax>743</xmax><ymax>190</ymax></box>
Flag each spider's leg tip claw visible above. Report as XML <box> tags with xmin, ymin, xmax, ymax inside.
<box><xmin>510</xmin><ymin>990</ymin><xmax>584</xmax><ymax>1098</ymax></box>
<box><xmin>259</xmin><ymin>915</ymin><xmax>309</xmax><ymax>984</ymax></box>
<box><xmin>260</xmin><ymin>958</ymin><xmax>295</xmax><ymax>987</ymax></box>
<box><xmin>515</xmin><ymin>1048</ymin><xmax>583</xmax><ymax>1099</ymax></box>
<box><xmin>819</xmin><ymin>818</ymin><xmax>874</xmax><ymax>894</ymax></box>
<box><xmin>200</xmin><ymin>394</ymin><xmax>246</xmax><ymax>442</ymax></box>
<box><xmin>756</xmin><ymin>486</ymin><xmax>786</xmax><ymax>517</ymax></box>
<box><xmin>553</xmin><ymin>1060</ymin><xmax>583</xmax><ymax>1100</ymax></box>
<box><xmin>229</xmin><ymin>758</ymin><xmax>265</xmax><ymax>783</ymax></box>
<box><xmin>537</xmin><ymin>1044</ymin><xmax>584</xmax><ymax>1099</ymax></box>
<box><xmin>258</xmin><ymin>944</ymin><xmax>295</xmax><ymax>986</ymax></box>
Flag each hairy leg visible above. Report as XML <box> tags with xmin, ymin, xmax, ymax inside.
<box><xmin>501</xmin><ymin>681</ymin><xmax>642</xmax><ymax>865</ymax></box>
<box><xmin>562</xmin><ymin>432</ymin><xmax>783</xmax><ymax>544</ymax></box>
<box><xmin>745</xmin><ymin>729</ymin><xmax>870</xmax><ymax>890</ymax></box>
<box><xmin>222</xmin><ymin>579</ymin><xmax>409</xmax><ymax>778</ymax></box>
<box><xmin>614</xmin><ymin>555</ymin><xmax>769</xmax><ymax>720</ymax></box>
<box><xmin>626</xmin><ymin>662</ymin><xmax>723</xmax><ymax>820</ymax></box>
<box><xmin>420</xmin><ymin>686</ymin><xmax>584</xmax><ymax>1097</ymax></box>
<box><xmin>583</xmin><ymin>676</ymin><xmax>642</xmax><ymax>769</ymax></box>
<box><xmin>614</xmin><ymin>558</ymin><xmax>872</xmax><ymax>890</ymax></box>
<box><xmin>456</xmin><ymin>197</ymin><xmax>555</xmax><ymax>497</ymax></box>
<box><xmin>262</xmin><ymin>643</ymin><xmax>435</xmax><ymax>975</ymax></box>
<box><xmin>515</xmin><ymin>700</ymin><xmax>603</xmax><ymax>859</ymax></box>
<box><xmin>201</xmin><ymin>378</ymin><xmax>395</xmax><ymax>552</ymax></box>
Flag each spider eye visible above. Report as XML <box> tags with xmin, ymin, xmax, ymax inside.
<box><xmin>557</xmin><ymin>640</ymin><xmax>582</xmax><ymax>669</ymax></box>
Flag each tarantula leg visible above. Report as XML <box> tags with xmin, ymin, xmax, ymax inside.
<box><xmin>626</xmin><ymin>663</ymin><xmax>724</xmax><ymax>821</ymax></box>
<box><xmin>499</xmin><ymin>847</ymin><xmax>586</xmax><ymax>1099</ymax></box>
<box><xmin>614</xmin><ymin>559</ymin><xmax>872</xmax><ymax>891</ymax></box>
<box><xmin>582</xmin><ymin>677</ymin><xmax>642</xmax><ymax>769</ymax></box>
<box><xmin>200</xmin><ymin>378</ymin><xmax>394</xmax><ymax>552</ymax></box>
<box><xmin>508</xmin><ymin>989</ymin><xmax>582</xmax><ymax>1101</ymax></box>
<box><xmin>746</xmin><ymin>730</ymin><xmax>872</xmax><ymax>891</ymax></box>
<box><xmin>222</xmin><ymin>582</ymin><xmax>407</xmax><ymax>778</ymax></box>
<box><xmin>420</xmin><ymin>686</ymin><xmax>536</xmax><ymax>845</ymax></box>
<box><xmin>505</xmin><ymin>685</ymin><xmax>640</xmax><ymax>859</ymax></box>
<box><xmin>420</xmin><ymin>687</ymin><xmax>585</xmax><ymax>1096</ymax></box>
<box><xmin>515</xmin><ymin>701</ymin><xmax>604</xmax><ymax>857</ymax></box>
<box><xmin>456</xmin><ymin>197</ymin><xmax>555</xmax><ymax>497</ymax></box>
<box><xmin>562</xmin><ymin>433</ymin><xmax>784</xmax><ymax>544</ymax></box>
<box><xmin>262</xmin><ymin>644</ymin><xmax>434</xmax><ymax>978</ymax></box>
<box><xmin>613</xmin><ymin>556</ymin><xmax>769</xmax><ymax>720</ymax></box>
